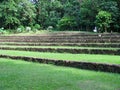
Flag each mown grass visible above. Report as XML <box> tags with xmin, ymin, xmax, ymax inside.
<box><xmin>1</xmin><ymin>30</ymin><xmax>97</xmax><ymax>36</ymax></box>
<box><xmin>0</xmin><ymin>50</ymin><xmax>120</xmax><ymax>64</ymax></box>
<box><xmin>1</xmin><ymin>30</ymin><xmax>52</xmax><ymax>36</ymax></box>
<box><xmin>0</xmin><ymin>42</ymin><xmax>120</xmax><ymax>45</ymax></box>
<box><xmin>0</xmin><ymin>58</ymin><xmax>120</xmax><ymax>90</ymax></box>
<box><xmin>0</xmin><ymin>45</ymin><xmax>120</xmax><ymax>50</ymax></box>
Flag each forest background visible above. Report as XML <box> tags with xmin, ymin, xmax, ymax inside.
<box><xmin>0</xmin><ymin>0</ymin><xmax>120</xmax><ymax>33</ymax></box>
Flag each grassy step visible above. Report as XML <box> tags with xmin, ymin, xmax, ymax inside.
<box><xmin>0</xmin><ymin>58</ymin><xmax>120</xmax><ymax>90</ymax></box>
<box><xmin>1</xmin><ymin>55</ymin><xmax>120</xmax><ymax>73</ymax></box>
<box><xmin>0</xmin><ymin>37</ymin><xmax>120</xmax><ymax>40</ymax></box>
<box><xmin>0</xmin><ymin>46</ymin><xmax>120</xmax><ymax>55</ymax></box>
<box><xmin>0</xmin><ymin>33</ymin><xmax>120</xmax><ymax>38</ymax></box>
<box><xmin>0</xmin><ymin>43</ymin><xmax>120</xmax><ymax>48</ymax></box>
<box><xmin>1</xmin><ymin>42</ymin><xmax>120</xmax><ymax>44</ymax></box>
<box><xmin>0</xmin><ymin>35</ymin><xmax>120</xmax><ymax>39</ymax></box>
<box><xmin>0</xmin><ymin>36</ymin><xmax>120</xmax><ymax>40</ymax></box>
<box><xmin>0</xmin><ymin>50</ymin><xmax>120</xmax><ymax>64</ymax></box>
<box><xmin>1</xmin><ymin>32</ymin><xmax>120</xmax><ymax>36</ymax></box>
<box><xmin>0</xmin><ymin>39</ymin><xmax>119</xmax><ymax>43</ymax></box>
<box><xmin>0</xmin><ymin>45</ymin><xmax>120</xmax><ymax>49</ymax></box>
<box><xmin>1</xmin><ymin>38</ymin><xmax>120</xmax><ymax>42</ymax></box>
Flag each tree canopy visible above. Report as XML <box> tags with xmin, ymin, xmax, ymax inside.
<box><xmin>0</xmin><ymin>0</ymin><xmax>120</xmax><ymax>32</ymax></box>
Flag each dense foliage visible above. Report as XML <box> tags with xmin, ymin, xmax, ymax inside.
<box><xmin>0</xmin><ymin>0</ymin><xmax>120</xmax><ymax>32</ymax></box>
<box><xmin>95</xmin><ymin>11</ymin><xmax>112</xmax><ymax>32</ymax></box>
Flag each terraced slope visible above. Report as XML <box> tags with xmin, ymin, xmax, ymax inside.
<box><xmin>0</xmin><ymin>33</ymin><xmax>120</xmax><ymax>43</ymax></box>
<box><xmin>0</xmin><ymin>32</ymin><xmax>120</xmax><ymax>73</ymax></box>
<box><xmin>0</xmin><ymin>42</ymin><xmax>120</xmax><ymax>48</ymax></box>
<box><xmin>0</xmin><ymin>50</ymin><xmax>120</xmax><ymax>64</ymax></box>
<box><xmin>0</xmin><ymin>45</ymin><xmax>120</xmax><ymax>55</ymax></box>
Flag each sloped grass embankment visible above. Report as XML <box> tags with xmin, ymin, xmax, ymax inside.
<box><xmin>0</xmin><ymin>49</ymin><xmax>120</xmax><ymax>73</ymax></box>
<box><xmin>0</xmin><ymin>45</ymin><xmax>120</xmax><ymax>55</ymax></box>
<box><xmin>0</xmin><ymin>58</ymin><xmax>120</xmax><ymax>90</ymax></box>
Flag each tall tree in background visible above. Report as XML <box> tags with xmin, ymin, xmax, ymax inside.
<box><xmin>99</xmin><ymin>1</ymin><xmax>119</xmax><ymax>32</ymax></box>
<box><xmin>0</xmin><ymin>0</ymin><xmax>119</xmax><ymax>32</ymax></box>
<box><xmin>80</xmin><ymin>0</ymin><xmax>100</xmax><ymax>31</ymax></box>
<box><xmin>0</xmin><ymin>0</ymin><xmax>36</xmax><ymax>29</ymax></box>
<box><xmin>35</xmin><ymin>0</ymin><xmax>63</xmax><ymax>28</ymax></box>
<box><xmin>17</xmin><ymin>0</ymin><xmax>36</xmax><ymax>26</ymax></box>
<box><xmin>63</xmin><ymin>0</ymin><xmax>81</xmax><ymax>29</ymax></box>
<box><xmin>96</xmin><ymin>11</ymin><xmax>112</xmax><ymax>32</ymax></box>
<box><xmin>0</xmin><ymin>0</ymin><xmax>20</xmax><ymax>29</ymax></box>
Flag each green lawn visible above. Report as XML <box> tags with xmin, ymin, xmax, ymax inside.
<box><xmin>0</xmin><ymin>42</ymin><xmax>120</xmax><ymax>45</ymax></box>
<box><xmin>1</xmin><ymin>30</ymin><xmax>53</xmax><ymax>36</ymax></box>
<box><xmin>0</xmin><ymin>50</ymin><xmax>120</xmax><ymax>64</ymax></box>
<box><xmin>0</xmin><ymin>45</ymin><xmax>120</xmax><ymax>50</ymax></box>
<box><xmin>1</xmin><ymin>31</ymin><xmax>98</xmax><ymax>36</ymax></box>
<box><xmin>0</xmin><ymin>58</ymin><xmax>120</xmax><ymax>90</ymax></box>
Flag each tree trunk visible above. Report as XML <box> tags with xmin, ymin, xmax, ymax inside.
<box><xmin>9</xmin><ymin>23</ymin><xmax>10</xmax><ymax>29</ymax></box>
<box><xmin>105</xmin><ymin>26</ymin><xmax>107</xmax><ymax>33</ymax></box>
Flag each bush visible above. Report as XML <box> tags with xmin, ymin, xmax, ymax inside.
<box><xmin>19</xmin><ymin>25</ymin><xmax>25</xmax><ymax>31</ymax></box>
<box><xmin>0</xmin><ymin>29</ymin><xmax>4</xmax><ymax>34</ymax></box>
<box><xmin>32</xmin><ymin>27</ymin><xmax>37</xmax><ymax>33</ymax></box>
<box><xmin>0</xmin><ymin>28</ymin><xmax>8</xmax><ymax>34</ymax></box>
<box><xmin>17</xmin><ymin>28</ymin><xmax>22</xmax><ymax>33</ymax></box>
<box><xmin>26</xmin><ymin>26</ymin><xmax>31</xmax><ymax>32</ymax></box>
<box><xmin>47</xmin><ymin>26</ymin><xmax>53</xmax><ymax>30</ymax></box>
<box><xmin>17</xmin><ymin>25</ymin><xmax>25</xmax><ymax>33</ymax></box>
<box><xmin>0</xmin><ymin>28</ymin><xmax>4</xmax><ymax>34</ymax></box>
<box><xmin>57</xmin><ymin>16</ymin><xmax>77</xmax><ymax>30</ymax></box>
<box><xmin>34</xmin><ymin>24</ymin><xmax>41</xmax><ymax>30</ymax></box>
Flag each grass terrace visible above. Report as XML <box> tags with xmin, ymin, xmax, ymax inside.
<box><xmin>0</xmin><ymin>58</ymin><xmax>120</xmax><ymax>90</ymax></box>
<box><xmin>0</xmin><ymin>50</ymin><xmax>120</xmax><ymax>64</ymax></box>
<box><xmin>0</xmin><ymin>45</ymin><xmax>120</xmax><ymax>50</ymax></box>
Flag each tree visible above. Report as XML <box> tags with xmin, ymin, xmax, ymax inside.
<box><xmin>0</xmin><ymin>0</ymin><xmax>36</xmax><ymax>29</ymax></box>
<box><xmin>35</xmin><ymin>0</ymin><xmax>63</xmax><ymax>28</ymax></box>
<box><xmin>99</xmin><ymin>1</ymin><xmax>119</xmax><ymax>32</ymax></box>
<box><xmin>0</xmin><ymin>0</ymin><xmax>119</xmax><ymax>32</ymax></box>
<box><xmin>17</xmin><ymin>0</ymin><xmax>36</xmax><ymax>26</ymax></box>
<box><xmin>80</xmin><ymin>0</ymin><xmax>100</xmax><ymax>31</ymax></box>
<box><xmin>95</xmin><ymin>11</ymin><xmax>112</xmax><ymax>32</ymax></box>
<box><xmin>0</xmin><ymin>0</ymin><xmax>20</xmax><ymax>29</ymax></box>
<box><xmin>63</xmin><ymin>0</ymin><xmax>81</xmax><ymax>29</ymax></box>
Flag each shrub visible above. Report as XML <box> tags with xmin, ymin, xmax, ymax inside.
<box><xmin>0</xmin><ymin>27</ymin><xmax>4</xmax><ymax>34</ymax></box>
<box><xmin>19</xmin><ymin>25</ymin><xmax>25</xmax><ymax>31</ymax></box>
<box><xmin>32</xmin><ymin>27</ymin><xmax>37</xmax><ymax>33</ymax></box>
<box><xmin>0</xmin><ymin>29</ymin><xmax>4</xmax><ymax>34</ymax></box>
<box><xmin>17</xmin><ymin>25</ymin><xmax>25</xmax><ymax>33</ymax></box>
<box><xmin>26</xmin><ymin>26</ymin><xmax>31</xmax><ymax>32</ymax></box>
<box><xmin>0</xmin><ymin>28</ymin><xmax>8</xmax><ymax>34</ymax></box>
<box><xmin>34</xmin><ymin>24</ymin><xmax>41</xmax><ymax>30</ymax></box>
<box><xmin>47</xmin><ymin>26</ymin><xmax>53</xmax><ymax>30</ymax></box>
<box><xmin>17</xmin><ymin>28</ymin><xmax>22</xmax><ymax>33</ymax></box>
